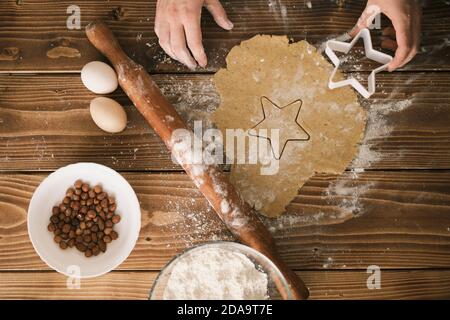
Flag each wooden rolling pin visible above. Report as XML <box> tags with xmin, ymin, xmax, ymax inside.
<box><xmin>86</xmin><ymin>20</ymin><xmax>309</xmax><ymax>300</ymax></box>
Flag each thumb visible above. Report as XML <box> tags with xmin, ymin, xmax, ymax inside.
<box><xmin>349</xmin><ymin>19</ymin><xmax>365</xmax><ymax>38</ymax></box>
<box><xmin>205</xmin><ymin>0</ymin><xmax>233</xmax><ymax>30</ymax></box>
<box><xmin>349</xmin><ymin>5</ymin><xmax>379</xmax><ymax>37</ymax></box>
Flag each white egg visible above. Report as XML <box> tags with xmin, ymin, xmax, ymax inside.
<box><xmin>81</xmin><ymin>61</ymin><xmax>118</xmax><ymax>94</ymax></box>
<box><xmin>90</xmin><ymin>97</ymin><xmax>127</xmax><ymax>133</ymax></box>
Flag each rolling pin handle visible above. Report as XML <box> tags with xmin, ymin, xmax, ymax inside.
<box><xmin>86</xmin><ymin>20</ymin><xmax>129</xmax><ymax>67</ymax></box>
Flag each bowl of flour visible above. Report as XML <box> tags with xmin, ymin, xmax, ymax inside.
<box><xmin>149</xmin><ymin>241</ymin><xmax>293</xmax><ymax>300</ymax></box>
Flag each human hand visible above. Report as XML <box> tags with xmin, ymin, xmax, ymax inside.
<box><xmin>154</xmin><ymin>0</ymin><xmax>233</xmax><ymax>69</ymax></box>
<box><xmin>350</xmin><ymin>0</ymin><xmax>422</xmax><ymax>71</ymax></box>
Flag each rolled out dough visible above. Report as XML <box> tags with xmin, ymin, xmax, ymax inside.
<box><xmin>212</xmin><ymin>35</ymin><xmax>366</xmax><ymax>217</ymax></box>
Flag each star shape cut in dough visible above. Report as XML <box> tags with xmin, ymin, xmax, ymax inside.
<box><xmin>325</xmin><ymin>28</ymin><xmax>393</xmax><ymax>98</ymax></box>
<box><xmin>248</xmin><ymin>96</ymin><xmax>310</xmax><ymax>160</ymax></box>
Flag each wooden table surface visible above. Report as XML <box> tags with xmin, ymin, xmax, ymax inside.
<box><xmin>1</xmin><ymin>0</ymin><xmax>450</xmax><ymax>300</ymax></box>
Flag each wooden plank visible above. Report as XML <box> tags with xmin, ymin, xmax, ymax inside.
<box><xmin>1</xmin><ymin>269</ymin><xmax>450</xmax><ymax>299</ymax></box>
<box><xmin>0</xmin><ymin>74</ymin><xmax>217</xmax><ymax>171</ymax></box>
<box><xmin>1</xmin><ymin>72</ymin><xmax>450</xmax><ymax>171</ymax></box>
<box><xmin>0</xmin><ymin>0</ymin><xmax>449</xmax><ymax>73</ymax></box>
<box><xmin>0</xmin><ymin>171</ymin><xmax>449</xmax><ymax>271</ymax></box>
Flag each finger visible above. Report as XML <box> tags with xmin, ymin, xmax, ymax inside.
<box><xmin>381</xmin><ymin>38</ymin><xmax>398</xmax><ymax>51</ymax></box>
<box><xmin>205</xmin><ymin>0</ymin><xmax>233</xmax><ymax>30</ymax></box>
<box><xmin>404</xmin><ymin>33</ymin><xmax>420</xmax><ymax>67</ymax></box>
<box><xmin>388</xmin><ymin>45</ymin><xmax>411</xmax><ymax>71</ymax></box>
<box><xmin>388</xmin><ymin>19</ymin><xmax>413</xmax><ymax>71</ymax></box>
<box><xmin>170</xmin><ymin>24</ymin><xmax>198</xmax><ymax>70</ymax></box>
<box><xmin>184</xmin><ymin>17</ymin><xmax>208</xmax><ymax>67</ymax></box>
<box><xmin>349</xmin><ymin>12</ymin><xmax>370</xmax><ymax>37</ymax></box>
<box><xmin>154</xmin><ymin>22</ymin><xmax>177</xmax><ymax>60</ymax></box>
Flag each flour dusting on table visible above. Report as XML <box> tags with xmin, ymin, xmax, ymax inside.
<box><xmin>353</xmin><ymin>98</ymin><xmax>413</xmax><ymax>168</ymax></box>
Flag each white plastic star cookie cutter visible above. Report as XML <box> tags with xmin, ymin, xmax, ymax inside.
<box><xmin>325</xmin><ymin>28</ymin><xmax>393</xmax><ymax>99</ymax></box>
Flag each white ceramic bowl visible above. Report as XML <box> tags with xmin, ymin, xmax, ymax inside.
<box><xmin>28</xmin><ymin>163</ymin><xmax>141</xmax><ymax>278</ymax></box>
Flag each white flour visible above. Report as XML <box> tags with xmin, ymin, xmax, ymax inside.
<box><xmin>163</xmin><ymin>248</ymin><xmax>269</xmax><ymax>300</ymax></box>
<box><xmin>352</xmin><ymin>98</ymin><xmax>413</xmax><ymax>168</ymax></box>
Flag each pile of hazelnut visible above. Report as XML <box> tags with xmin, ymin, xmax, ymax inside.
<box><xmin>48</xmin><ymin>180</ymin><xmax>121</xmax><ymax>257</ymax></box>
